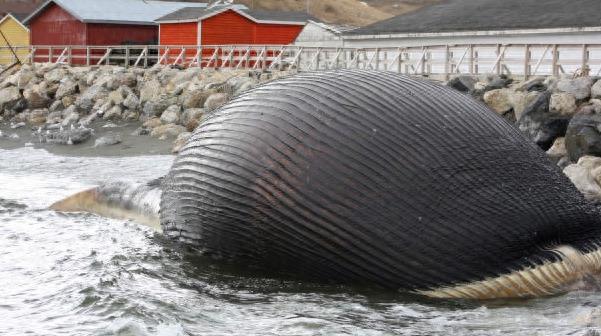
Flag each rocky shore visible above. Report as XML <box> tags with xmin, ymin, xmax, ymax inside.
<box><xmin>0</xmin><ymin>63</ymin><xmax>289</xmax><ymax>154</ymax></box>
<box><xmin>447</xmin><ymin>73</ymin><xmax>601</xmax><ymax>201</ymax></box>
<box><xmin>2</xmin><ymin>63</ymin><xmax>601</xmax><ymax>201</ymax></box>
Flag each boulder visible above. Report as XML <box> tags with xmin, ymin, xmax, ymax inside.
<box><xmin>103</xmin><ymin>105</ymin><xmax>122</xmax><ymax>120</ymax></box>
<box><xmin>447</xmin><ymin>75</ymin><xmax>477</xmax><ymax>93</ymax></box>
<box><xmin>565</xmin><ymin>106</ymin><xmax>601</xmax><ymax>162</ymax></box>
<box><xmin>94</xmin><ymin>133</ymin><xmax>122</xmax><ymax>147</ymax></box>
<box><xmin>150</xmin><ymin>123</ymin><xmax>186</xmax><ymax>139</ymax></box>
<box><xmin>55</xmin><ymin>79</ymin><xmax>78</xmax><ymax>99</ymax></box>
<box><xmin>483</xmin><ymin>89</ymin><xmax>512</xmax><ymax>114</ymax></box>
<box><xmin>42</xmin><ymin>127</ymin><xmax>92</xmax><ymax>145</ymax></box>
<box><xmin>123</xmin><ymin>93</ymin><xmax>140</xmax><ymax>110</ymax></box>
<box><xmin>122</xmin><ymin>110</ymin><xmax>139</xmax><ymax>121</ymax></box>
<box><xmin>48</xmin><ymin>100</ymin><xmax>64</xmax><ymax>112</ymax></box>
<box><xmin>591</xmin><ymin>79</ymin><xmax>601</xmax><ymax>99</ymax></box>
<box><xmin>0</xmin><ymin>86</ymin><xmax>22</xmax><ymax>111</ymax></box>
<box><xmin>143</xmin><ymin>99</ymin><xmax>170</xmax><ymax>117</ymax></box>
<box><xmin>61</xmin><ymin>110</ymin><xmax>80</xmax><ymax>127</ymax></box>
<box><xmin>517</xmin><ymin>91</ymin><xmax>570</xmax><ymax>150</ymax></box>
<box><xmin>27</xmin><ymin>108</ymin><xmax>48</xmax><ymax>125</ymax></box>
<box><xmin>107</xmin><ymin>72</ymin><xmax>136</xmax><ymax>89</ymax></box>
<box><xmin>172</xmin><ymin>131</ymin><xmax>192</xmax><ymax>153</ymax></box>
<box><xmin>143</xmin><ymin>118</ymin><xmax>162</xmax><ymax>129</ymax></box>
<box><xmin>510</xmin><ymin>91</ymin><xmax>540</xmax><ymax>120</ymax></box>
<box><xmin>23</xmin><ymin>84</ymin><xmax>49</xmax><ymax>109</ymax></box>
<box><xmin>61</xmin><ymin>95</ymin><xmax>76</xmax><ymax>108</ymax></box>
<box><xmin>139</xmin><ymin>79</ymin><xmax>162</xmax><ymax>103</ymax></box>
<box><xmin>563</xmin><ymin>162</ymin><xmax>601</xmax><ymax>201</ymax></box>
<box><xmin>107</xmin><ymin>89</ymin><xmax>126</xmax><ymax>106</ymax></box>
<box><xmin>181</xmin><ymin>108</ymin><xmax>204</xmax><ymax>126</ymax></box>
<box><xmin>181</xmin><ymin>89</ymin><xmax>211</xmax><ymax>109</ymax></box>
<box><xmin>160</xmin><ymin>105</ymin><xmax>181</xmax><ymax>124</ymax></box>
<box><xmin>204</xmin><ymin>92</ymin><xmax>229</xmax><ymax>111</ymax></box>
<box><xmin>484</xmin><ymin>75</ymin><xmax>512</xmax><ymax>91</ymax></box>
<box><xmin>76</xmin><ymin>84</ymin><xmax>108</xmax><ymax>111</ymax></box>
<box><xmin>546</xmin><ymin>137</ymin><xmax>567</xmax><ymax>163</ymax></box>
<box><xmin>512</xmin><ymin>76</ymin><xmax>546</xmax><ymax>92</ymax></box>
<box><xmin>549</xmin><ymin>92</ymin><xmax>577</xmax><ymax>116</ymax></box>
<box><xmin>43</xmin><ymin>68</ymin><xmax>67</xmax><ymax>83</ymax></box>
<box><xmin>556</xmin><ymin>77</ymin><xmax>593</xmax><ymax>100</ymax></box>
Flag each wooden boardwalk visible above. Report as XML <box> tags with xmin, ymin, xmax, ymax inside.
<box><xmin>0</xmin><ymin>44</ymin><xmax>599</xmax><ymax>79</ymax></box>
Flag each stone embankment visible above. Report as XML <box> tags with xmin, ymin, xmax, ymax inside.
<box><xmin>0</xmin><ymin>63</ymin><xmax>290</xmax><ymax>152</ymax></box>
<box><xmin>446</xmin><ymin>73</ymin><xmax>601</xmax><ymax>201</ymax></box>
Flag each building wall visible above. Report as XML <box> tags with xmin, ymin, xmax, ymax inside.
<box><xmin>29</xmin><ymin>2</ymin><xmax>86</xmax><ymax>46</ymax></box>
<box><xmin>343</xmin><ymin>30</ymin><xmax>601</xmax><ymax>48</ymax></box>
<box><xmin>159</xmin><ymin>22</ymin><xmax>198</xmax><ymax>45</ymax></box>
<box><xmin>201</xmin><ymin>10</ymin><xmax>254</xmax><ymax>45</ymax></box>
<box><xmin>87</xmin><ymin>23</ymin><xmax>157</xmax><ymax>45</ymax></box>
<box><xmin>254</xmin><ymin>23</ymin><xmax>303</xmax><ymax>45</ymax></box>
<box><xmin>0</xmin><ymin>16</ymin><xmax>29</xmax><ymax>64</ymax></box>
<box><xmin>294</xmin><ymin>22</ymin><xmax>343</xmax><ymax>47</ymax></box>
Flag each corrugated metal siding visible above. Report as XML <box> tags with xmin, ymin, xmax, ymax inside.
<box><xmin>160</xmin><ymin>22</ymin><xmax>198</xmax><ymax>45</ymax></box>
<box><xmin>201</xmin><ymin>10</ymin><xmax>254</xmax><ymax>45</ymax></box>
<box><xmin>0</xmin><ymin>16</ymin><xmax>29</xmax><ymax>64</ymax></box>
<box><xmin>30</xmin><ymin>2</ymin><xmax>86</xmax><ymax>45</ymax></box>
<box><xmin>254</xmin><ymin>23</ymin><xmax>303</xmax><ymax>45</ymax></box>
<box><xmin>87</xmin><ymin>23</ymin><xmax>157</xmax><ymax>45</ymax></box>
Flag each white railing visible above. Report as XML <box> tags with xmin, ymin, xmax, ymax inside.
<box><xmin>0</xmin><ymin>44</ymin><xmax>599</xmax><ymax>78</ymax></box>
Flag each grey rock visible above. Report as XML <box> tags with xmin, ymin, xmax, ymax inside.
<box><xmin>55</xmin><ymin>79</ymin><xmax>78</xmax><ymax>99</ymax></box>
<box><xmin>204</xmin><ymin>92</ymin><xmax>229</xmax><ymax>111</ymax></box>
<box><xmin>122</xmin><ymin>93</ymin><xmax>140</xmax><ymax>110</ymax></box>
<box><xmin>94</xmin><ymin>133</ymin><xmax>122</xmax><ymax>147</ymax></box>
<box><xmin>565</xmin><ymin>105</ymin><xmax>601</xmax><ymax>162</ymax></box>
<box><xmin>517</xmin><ymin>91</ymin><xmax>570</xmax><ymax>150</ymax></box>
<box><xmin>103</xmin><ymin>105</ymin><xmax>122</xmax><ymax>120</ymax></box>
<box><xmin>160</xmin><ymin>105</ymin><xmax>181</xmax><ymax>124</ymax></box>
<box><xmin>591</xmin><ymin>79</ymin><xmax>601</xmax><ymax>99</ymax></box>
<box><xmin>549</xmin><ymin>92</ymin><xmax>577</xmax><ymax>116</ymax></box>
<box><xmin>556</xmin><ymin>77</ymin><xmax>593</xmax><ymax>100</ymax></box>
<box><xmin>23</xmin><ymin>84</ymin><xmax>50</xmax><ymax>109</ymax></box>
<box><xmin>42</xmin><ymin>128</ymin><xmax>92</xmax><ymax>145</ymax></box>
<box><xmin>0</xmin><ymin>86</ymin><xmax>22</xmax><ymax>111</ymax></box>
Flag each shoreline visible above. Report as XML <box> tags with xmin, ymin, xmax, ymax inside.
<box><xmin>0</xmin><ymin>119</ymin><xmax>174</xmax><ymax>157</ymax></box>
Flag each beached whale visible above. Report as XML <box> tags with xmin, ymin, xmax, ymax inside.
<box><xmin>52</xmin><ymin>70</ymin><xmax>601</xmax><ymax>300</ymax></box>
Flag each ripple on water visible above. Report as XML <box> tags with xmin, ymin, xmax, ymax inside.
<box><xmin>2</xmin><ymin>147</ymin><xmax>601</xmax><ymax>335</ymax></box>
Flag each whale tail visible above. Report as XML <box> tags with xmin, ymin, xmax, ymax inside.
<box><xmin>50</xmin><ymin>179</ymin><xmax>163</xmax><ymax>232</ymax></box>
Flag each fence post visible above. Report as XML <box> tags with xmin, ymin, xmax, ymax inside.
<box><xmin>48</xmin><ymin>46</ymin><xmax>53</xmax><ymax>63</ymax></box>
<box><xmin>86</xmin><ymin>47</ymin><xmax>90</xmax><ymax>66</ymax></box>
<box><xmin>582</xmin><ymin>44</ymin><xmax>589</xmax><ymax>75</ymax></box>
<box><xmin>552</xmin><ymin>44</ymin><xmax>558</xmax><ymax>76</ymax></box>
<box><xmin>125</xmin><ymin>46</ymin><xmax>130</xmax><ymax>68</ymax></box>
<box><xmin>469</xmin><ymin>45</ymin><xmax>474</xmax><ymax>74</ymax></box>
<box><xmin>524</xmin><ymin>44</ymin><xmax>530</xmax><ymax>79</ymax></box>
<box><xmin>67</xmin><ymin>46</ymin><xmax>72</xmax><ymax>65</ymax></box>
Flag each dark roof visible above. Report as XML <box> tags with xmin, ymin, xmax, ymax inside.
<box><xmin>156</xmin><ymin>6</ymin><xmax>312</xmax><ymax>23</ymax></box>
<box><xmin>243</xmin><ymin>9</ymin><xmax>313</xmax><ymax>22</ymax></box>
<box><xmin>2</xmin><ymin>12</ymin><xmax>29</xmax><ymax>23</ymax></box>
<box><xmin>10</xmin><ymin>13</ymin><xmax>29</xmax><ymax>23</ymax></box>
<box><xmin>347</xmin><ymin>0</ymin><xmax>601</xmax><ymax>36</ymax></box>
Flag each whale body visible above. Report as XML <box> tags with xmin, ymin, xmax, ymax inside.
<box><xmin>53</xmin><ymin>70</ymin><xmax>601</xmax><ymax>299</ymax></box>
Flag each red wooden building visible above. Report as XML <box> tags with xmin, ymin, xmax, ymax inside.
<box><xmin>23</xmin><ymin>0</ymin><xmax>207</xmax><ymax>47</ymax></box>
<box><xmin>156</xmin><ymin>6</ymin><xmax>310</xmax><ymax>46</ymax></box>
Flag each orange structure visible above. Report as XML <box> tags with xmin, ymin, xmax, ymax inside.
<box><xmin>157</xmin><ymin>6</ymin><xmax>310</xmax><ymax>46</ymax></box>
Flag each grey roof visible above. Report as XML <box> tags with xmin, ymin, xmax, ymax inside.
<box><xmin>347</xmin><ymin>0</ymin><xmax>601</xmax><ymax>36</ymax></box>
<box><xmin>156</xmin><ymin>5</ymin><xmax>312</xmax><ymax>23</ymax></box>
<box><xmin>9</xmin><ymin>13</ymin><xmax>29</xmax><ymax>23</ymax></box>
<box><xmin>24</xmin><ymin>0</ymin><xmax>208</xmax><ymax>26</ymax></box>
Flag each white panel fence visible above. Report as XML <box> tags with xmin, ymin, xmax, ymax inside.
<box><xmin>0</xmin><ymin>44</ymin><xmax>599</xmax><ymax>78</ymax></box>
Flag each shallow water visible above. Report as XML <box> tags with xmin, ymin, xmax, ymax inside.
<box><xmin>1</xmin><ymin>146</ymin><xmax>601</xmax><ymax>336</ymax></box>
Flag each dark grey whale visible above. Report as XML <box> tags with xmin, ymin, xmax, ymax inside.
<box><xmin>52</xmin><ymin>70</ymin><xmax>601</xmax><ymax>300</ymax></box>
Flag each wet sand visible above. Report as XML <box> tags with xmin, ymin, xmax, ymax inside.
<box><xmin>0</xmin><ymin>120</ymin><xmax>174</xmax><ymax>157</ymax></box>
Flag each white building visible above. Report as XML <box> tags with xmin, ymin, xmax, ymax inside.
<box><xmin>294</xmin><ymin>20</ymin><xmax>356</xmax><ymax>48</ymax></box>
<box><xmin>339</xmin><ymin>0</ymin><xmax>601</xmax><ymax>76</ymax></box>
<box><xmin>343</xmin><ymin>0</ymin><xmax>601</xmax><ymax>47</ymax></box>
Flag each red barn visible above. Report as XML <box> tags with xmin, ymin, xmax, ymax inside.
<box><xmin>157</xmin><ymin>6</ymin><xmax>310</xmax><ymax>46</ymax></box>
<box><xmin>23</xmin><ymin>0</ymin><xmax>208</xmax><ymax>47</ymax></box>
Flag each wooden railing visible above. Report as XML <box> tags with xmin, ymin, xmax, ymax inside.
<box><xmin>0</xmin><ymin>44</ymin><xmax>599</xmax><ymax>78</ymax></box>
